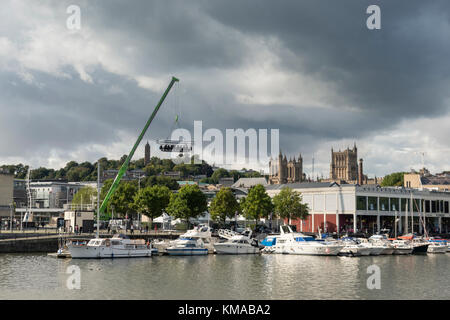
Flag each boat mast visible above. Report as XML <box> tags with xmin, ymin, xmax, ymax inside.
<box><xmin>404</xmin><ymin>198</ymin><xmax>408</xmax><ymax>235</ymax></box>
<box><xmin>97</xmin><ymin>161</ymin><xmax>100</xmax><ymax>239</ymax></box>
<box><xmin>410</xmin><ymin>192</ymin><xmax>413</xmax><ymax>235</ymax></box>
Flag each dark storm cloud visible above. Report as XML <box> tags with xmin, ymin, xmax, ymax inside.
<box><xmin>0</xmin><ymin>68</ymin><xmax>176</xmax><ymax>157</ymax></box>
<box><xmin>202</xmin><ymin>0</ymin><xmax>450</xmax><ymax>118</ymax></box>
<box><xmin>1</xmin><ymin>0</ymin><xmax>450</xmax><ymax>173</ymax></box>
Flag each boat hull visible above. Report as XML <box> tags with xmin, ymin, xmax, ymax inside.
<box><xmin>68</xmin><ymin>246</ymin><xmax>152</xmax><ymax>259</ymax></box>
<box><xmin>214</xmin><ymin>244</ymin><xmax>259</xmax><ymax>254</ymax></box>
<box><xmin>412</xmin><ymin>244</ymin><xmax>429</xmax><ymax>254</ymax></box>
<box><xmin>393</xmin><ymin>248</ymin><xmax>413</xmax><ymax>255</ymax></box>
<box><xmin>368</xmin><ymin>247</ymin><xmax>385</xmax><ymax>256</ymax></box>
<box><xmin>339</xmin><ymin>246</ymin><xmax>372</xmax><ymax>257</ymax></box>
<box><xmin>379</xmin><ymin>247</ymin><xmax>395</xmax><ymax>255</ymax></box>
<box><xmin>284</xmin><ymin>244</ymin><xmax>343</xmax><ymax>256</ymax></box>
<box><xmin>427</xmin><ymin>245</ymin><xmax>447</xmax><ymax>254</ymax></box>
<box><xmin>166</xmin><ymin>248</ymin><xmax>208</xmax><ymax>256</ymax></box>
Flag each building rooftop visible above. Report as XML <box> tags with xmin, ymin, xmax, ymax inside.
<box><xmin>265</xmin><ymin>181</ymin><xmax>343</xmax><ymax>190</ymax></box>
<box><xmin>232</xmin><ymin>177</ymin><xmax>268</xmax><ymax>189</ymax></box>
<box><xmin>421</xmin><ymin>175</ymin><xmax>450</xmax><ymax>186</ymax></box>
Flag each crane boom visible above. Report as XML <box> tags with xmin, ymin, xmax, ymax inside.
<box><xmin>98</xmin><ymin>76</ymin><xmax>179</xmax><ymax>216</ymax></box>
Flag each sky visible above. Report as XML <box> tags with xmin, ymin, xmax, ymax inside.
<box><xmin>1</xmin><ymin>0</ymin><xmax>450</xmax><ymax>178</ymax></box>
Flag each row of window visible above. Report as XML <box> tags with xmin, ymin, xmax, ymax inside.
<box><xmin>356</xmin><ymin>196</ymin><xmax>450</xmax><ymax>213</ymax></box>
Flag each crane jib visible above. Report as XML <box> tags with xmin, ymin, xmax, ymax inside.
<box><xmin>98</xmin><ymin>76</ymin><xmax>179</xmax><ymax>215</ymax></box>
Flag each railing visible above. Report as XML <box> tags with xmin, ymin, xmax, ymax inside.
<box><xmin>0</xmin><ymin>228</ymin><xmax>185</xmax><ymax>240</ymax></box>
<box><xmin>218</xmin><ymin>229</ymin><xmax>239</xmax><ymax>240</ymax></box>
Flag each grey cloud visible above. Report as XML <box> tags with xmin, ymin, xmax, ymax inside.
<box><xmin>1</xmin><ymin>0</ymin><xmax>450</xmax><ymax>176</ymax></box>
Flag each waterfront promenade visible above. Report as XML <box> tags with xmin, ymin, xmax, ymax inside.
<box><xmin>0</xmin><ymin>229</ymin><xmax>184</xmax><ymax>253</ymax></box>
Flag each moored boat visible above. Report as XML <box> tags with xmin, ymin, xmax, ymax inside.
<box><xmin>391</xmin><ymin>240</ymin><xmax>413</xmax><ymax>255</ymax></box>
<box><xmin>166</xmin><ymin>237</ymin><xmax>209</xmax><ymax>255</ymax></box>
<box><xmin>67</xmin><ymin>234</ymin><xmax>152</xmax><ymax>259</ymax></box>
<box><xmin>369</xmin><ymin>235</ymin><xmax>395</xmax><ymax>255</ymax></box>
<box><xmin>338</xmin><ymin>238</ymin><xmax>372</xmax><ymax>257</ymax></box>
<box><xmin>272</xmin><ymin>226</ymin><xmax>344</xmax><ymax>256</ymax></box>
<box><xmin>427</xmin><ymin>239</ymin><xmax>448</xmax><ymax>254</ymax></box>
<box><xmin>214</xmin><ymin>229</ymin><xmax>260</xmax><ymax>254</ymax></box>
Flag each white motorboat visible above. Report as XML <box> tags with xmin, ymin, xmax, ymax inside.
<box><xmin>338</xmin><ymin>238</ymin><xmax>372</xmax><ymax>257</ymax></box>
<box><xmin>156</xmin><ymin>224</ymin><xmax>215</xmax><ymax>254</ymax></box>
<box><xmin>166</xmin><ymin>237</ymin><xmax>209</xmax><ymax>255</ymax></box>
<box><xmin>357</xmin><ymin>238</ymin><xmax>385</xmax><ymax>256</ymax></box>
<box><xmin>427</xmin><ymin>240</ymin><xmax>448</xmax><ymax>254</ymax></box>
<box><xmin>369</xmin><ymin>235</ymin><xmax>395</xmax><ymax>255</ymax></box>
<box><xmin>166</xmin><ymin>224</ymin><xmax>212</xmax><ymax>256</ymax></box>
<box><xmin>67</xmin><ymin>234</ymin><xmax>152</xmax><ymax>258</ymax></box>
<box><xmin>268</xmin><ymin>225</ymin><xmax>344</xmax><ymax>256</ymax></box>
<box><xmin>214</xmin><ymin>229</ymin><xmax>260</xmax><ymax>254</ymax></box>
<box><xmin>391</xmin><ymin>240</ymin><xmax>413</xmax><ymax>255</ymax></box>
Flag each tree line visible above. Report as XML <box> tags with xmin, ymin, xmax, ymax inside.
<box><xmin>74</xmin><ymin>181</ymin><xmax>309</xmax><ymax>230</ymax></box>
<box><xmin>1</xmin><ymin>156</ymin><xmax>262</xmax><ymax>183</ymax></box>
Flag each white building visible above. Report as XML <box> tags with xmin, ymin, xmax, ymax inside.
<box><xmin>265</xmin><ymin>182</ymin><xmax>450</xmax><ymax>235</ymax></box>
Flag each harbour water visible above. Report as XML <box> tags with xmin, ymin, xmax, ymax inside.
<box><xmin>0</xmin><ymin>253</ymin><xmax>449</xmax><ymax>300</ymax></box>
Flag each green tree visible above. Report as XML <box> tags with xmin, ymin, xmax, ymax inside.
<box><xmin>71</xmin><ymin>186</ymin><xmax>97</xmax><ymax>209</ymax></box>
<box><xmin>240</xmin><ymin>184</ymin><xmax>273</xmax><ymax>228</ymax></box>
<box><xmin>100</xmin><ymin>180</ymin><xmax>138</xmax><ymax>218</ymax></box>
<box><xmin>272</xmin><ymin>187</ymin><xmax>309</xmax><ymax>225</ymax></box>
<box><xmin>166</xmin><ymin>184</ymin><xmax>208</xmax><ymax>228</ymax></box>
<box><xmin>209</xmin><ymin>187</ymin><xmax>240</xmax><ymax>226</ymax></box>
<box><xmin>211</xmin><ymin>168</ymin><xmax>230</xmax><ymax>184</ymax></box>
<box><xmin>134</xmin><ymin>185</ymin><xmax>172</xmax><ymax>225</ymax></box>
<box><xmin>381</xmin><ymin>172</ymin><xmax>406</xmax><ymax>187</ymax></box>
<box><xmin>144</xmin><ymin>176</ymin><xmax>179</xmax><ymax>190</ymax></box>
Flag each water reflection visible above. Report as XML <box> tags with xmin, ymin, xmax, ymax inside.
<box><xmin>0</xmin><ymin>253</ymin><xmax>448</xmax><ymax>299</ymax></box>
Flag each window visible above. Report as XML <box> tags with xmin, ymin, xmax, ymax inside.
<box><xmin>390</xmin><ymin>198</ymin><xmax>399</xmax><ymax>211</ymax></box>
<box><xmin>431</xmin><ymin>201</ymin><xmax>437</xmax><ymax>213</ymax></box>
<box><xmin>445</xmin><ymin>201</ymin><xmax>449</xmax><ymax>214</ymax></box>
<box><xmin>424</xmin><ymin>200</ymin><xmax>430</xmax><ymax>213</ymax></box>
<box><xmin>411</xmin><ymin>199</ymin><xmax>420</xmax><ymax>212</ymax></box>
<box><xmin>368</xmin><ymin>197</ymin><xmax>377</xmax><ymax>211</ymax></box>
<box><xmin>380</xmin><ymin>197</ymin><xmax>389</xmax><ymax>211</ymax></box>
<box><xmin>356</xmin><ymin>196</ymin><xmax>367</xmax><ymax>210</ymax></box>
<box><xmin>401</xmin><ymin>198</ymin><xmax>410</xmax><ymax>212</ymax></box>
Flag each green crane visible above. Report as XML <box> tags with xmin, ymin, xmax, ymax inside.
<box><xmin>98</xmin><ymin>76</ymin><xmax>179</xmax><ymax>218</ymax></box>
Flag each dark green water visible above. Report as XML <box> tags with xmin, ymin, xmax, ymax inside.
<box><xmin>0</xmin><ymin>253</ymin><xmax>449</xmax><ymax>299</ymax></box>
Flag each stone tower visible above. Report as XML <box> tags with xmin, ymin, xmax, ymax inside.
<box><xmin>269</xmin><ymin>151</ymin><xmax>303</xmax><ymax>185</ymax></box>
<box><xmin>144</xmin><ymin>141</ymin><xmax>151</xmax><ymax>166</ymax></box>
<box><xmin>330</xmin><ymin>143</ymin><xmax>358</xmax><ymax>181</ymax></box>
<box><xmin>287</xmin><ymin>154</ymin><xmax>303</xmax><ymax>183</ymax></box>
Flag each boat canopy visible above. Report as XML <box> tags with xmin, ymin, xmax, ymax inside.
<box><xmin>261</xmin><ymin>237</ymin><xmax>277</xmax><ymax>246</ymax></box>
<box><xmin>294</xmin><ymin>236</ymin><xmax>316</xmax><ymax>242</ymax></box>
